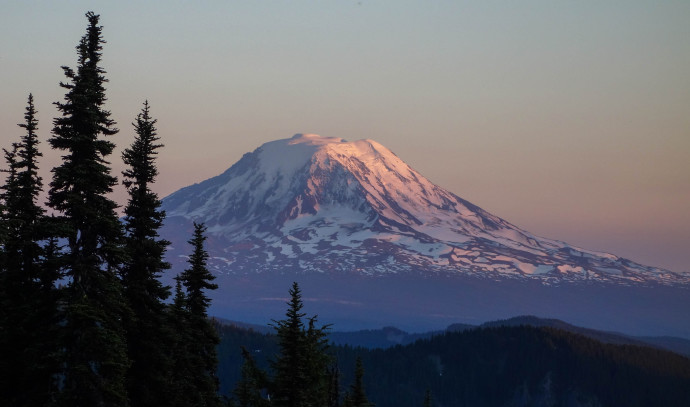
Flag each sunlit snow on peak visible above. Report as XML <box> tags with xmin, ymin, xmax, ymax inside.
<box><xmin>289</xmin><ymin>133</ymin><xmax>346</xmax><ymax>145</ymax></box>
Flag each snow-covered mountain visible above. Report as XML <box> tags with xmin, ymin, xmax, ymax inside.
<box><xmin>158</xmin><ymin>134</ymin><xmax>689</xmax><ymax>336</ymax></box>
<box><xmin>161</xmin><ymin>133</ymin><xmax>687</xmax><ymax>286</ymax></box>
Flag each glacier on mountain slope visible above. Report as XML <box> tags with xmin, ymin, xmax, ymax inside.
<box><xmin>162</xmin><ymin>134</ymin><xmax>688</xmax><ymax>286</ymax></box>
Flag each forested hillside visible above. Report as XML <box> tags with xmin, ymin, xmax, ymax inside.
<box><xmin>217</xmin><ymin>323</ymin><xmax>690</xmax><ymax>407</ymax></box>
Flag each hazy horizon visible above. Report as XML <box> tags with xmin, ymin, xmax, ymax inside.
<box><xmin>2</xmin><ymin>1</ymin><xmax>688</xmax><ymax>272</ymax></box>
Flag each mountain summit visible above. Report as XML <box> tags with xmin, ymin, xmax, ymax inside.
<box><xmin>161</xmin><ymin>134</ymin><xmax>686</xmax><ymax>285</ymax></box>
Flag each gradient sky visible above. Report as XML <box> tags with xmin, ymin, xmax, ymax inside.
<box><xmin>2</xmin><ymin>1</ymin><xmax>689</xmax><ymax>272</ymax></box>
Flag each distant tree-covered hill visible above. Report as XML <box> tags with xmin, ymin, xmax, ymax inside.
<box><xmin>216</xmin><ymin>323</ymin><xmax>690</xmax><ymax>407</ymax></box>
<box><xmin>325</xmin><ymin>315</ymin><xmax>690</xmax><ymax>357</ymax></box>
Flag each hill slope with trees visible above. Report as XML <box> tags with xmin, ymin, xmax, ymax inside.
<box><xmin>217</xmin><ymin>322</ymin><xmax>690</xmax><ymax>407</ymax></box>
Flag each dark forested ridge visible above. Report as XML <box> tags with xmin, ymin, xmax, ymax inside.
<box><xmin>216</xmin><ymin>322</ymin><xmax>690</xmax><ymax>407</ymax></box>
<box><xmin>323</xmin><ymin>315</ymin><xmax>690</xmax><ymax>357</ymax></box>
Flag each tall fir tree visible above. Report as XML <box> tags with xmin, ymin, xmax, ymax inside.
<box><xmin>121</xmin><ymin>101</ymin><xmax>173</xmax><ymax>407</ymax></box>
<box><xmin>179</xmin><ymin>222</ymin><xmax>217</xmax><ymax>318</ymax></box>
<box><xmin>327</xmin><ymin>363</ymin><xmax>342</xmax><ymax>407</ymax></box>
<box><xmin>168</xmin><ymin>277</ymin><xmax>197</xmax><ymax>407</ymax></box>
<box><xmin>47</xmin><ymin>12</ymin><xmax>130</xmax><ymax>407</ymax></box>
<box><xmin>0</xmin><ymin>144</ymin><xmax>20</xmax><ymax>406</ymax></box>
<box><xmin>305</xmin><ymin>315</ymin><xmax>333</xmax><ymax>407</ymax></box>
<box><xmin>233</xmin><ymin>346</ymin><xmax>270</xmax><ymax>407</ymax></box>
<box><xmin>270</xmin><ymin>282</ymin><xmax>332</xmax><ymax>407</ymax></box>
<box><xmin>422</xmin><ymin>389</ymin><xmax>432</xmax><ymax>407</ymax></box>
<box><xmin>271</xmin><ymin>282</ymin><xmax>308</xmax><ymax>407</ymax></box>
<box><xmin>343</xmin><ymin>357</ymin><xmax>374</xmax><ymax>407</ymax></box>
<box><xmin>176</xmin><ymin>222</ymin><xmax>222</xmax><ymax>407</ymax></box>
<box><xmin>0</xmin><ymin>95</ymin><xmax>60</xmax><ymax>406</ymax></box>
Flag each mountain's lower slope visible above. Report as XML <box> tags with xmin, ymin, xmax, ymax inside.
<box><xmin>160</xmin><ymin>134</ymin><xmax>690</xmax><ymax>336</ymax></box>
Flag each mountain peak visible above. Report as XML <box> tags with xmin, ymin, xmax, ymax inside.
<box><xmin>289</xmin><ymin>133</ymin><xmax>346</xmax><ymax>145</ymax></box>
<box><xmin>161</xmin><ymin>134</ymin><xmax>689</xmax><ymax>286</ymax></box>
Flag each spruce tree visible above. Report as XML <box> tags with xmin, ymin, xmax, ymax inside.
<box><xmin>179</xmin><ymin>222</ymin><xmax>217</xmax><ymax>318</ymax></box>
<box><xmin>0</xmin><ymin>144</ymin><xmax>11</xmax><ymax>404</ymax></box>
<box><xmin>422</xmin><ymin>389</ymin><xmax>432</xmax><ymax>407</ymax></box>
<box><xmin>48</xmin><ymin>12</ymin><xmax>130</xmax><ymax>407</ymax></box>
<box><xmin>305</xmin><ymin>315</ymin><xmax>333</xmax><ymax>406</ymax></box>
<box><xmin>0</xmin><ymin>144</ymin><xmax>20</xmax><ymax>406</ymax></box>
<box><xmin>121</xmin><ymin>101</ymin><xmax>173</xmax><ymax>407</ymax></box>
<box><xmin>0</xmin><ymin>95</ymin><xmax>59</xmax><ymax>406</ymax></box>
<box><xmin>233</xmin><ymin>347</ymin><xmax>270</xmax><ymax>407</ymax></box>
<box><xmin>271</xmin><ymin>282</ymin><xmax>332</xmax><ymax>407</ymax></box>
<box><xmin>168</xmin><ymin>277</ymin><xmax>196</xmax><ymax>407</ymax></box>
<box><xmin>177</xmin><ymin>222</ymin><xmax>222</xmax><ymax>407</ymax></box>
<box><xmin>271</xmin><ymin>282</ymin><xmax>308</xmax><ymax>407</ymax></box>
<box><xmin>327</xmin><ymin>363</ymin><xmax>342</xmax><ymax>407</ymax></box>
<box><xmin>344</xmin><ymin>357</ymin><xmax>374</xmax><ymax>407</ymax></box>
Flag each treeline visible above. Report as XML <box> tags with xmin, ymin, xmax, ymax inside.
<box><xmin>218</xmin><ymin>322</ymin><xmax>690</xmax><ymax>407</ymax></box>
<box><xmin>351</xmin><ymin>326</ymin><xmax>690</xmax><ymax>406</ymax></box>
<box><xmin>0</xmin><ymin>12</ymin><xmax>221</xmax><ymax>407</ymax></box>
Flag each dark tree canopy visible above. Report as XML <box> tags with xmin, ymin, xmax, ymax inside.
<box><xmin>343</xmin><ymin>357</ymin><xmax>374</xmax><ymax>407</ymax></box>
<box><xmin>270</xmin><ymin>282</ymin><xmax>332</xmax><ymax>407</ymax></box>
<box><xmin>0</xmin><ymin>94</ymin><xmax>60</xmax><ymax>407</ymax></box>
<box><xmin>233</xmin><ymin>346</ymin><xmax>270</xmax><ymax>407</ymax></box>
<box><xmin>1</xmin><ymin>11</ymin><xmax>235</xmax><ymax>407</ymax></box>
<box><xmin>47</xmin><ymin>12</ymin><xmax>130</xmax><ymax>407</ymax></box>
<box><xmin>168</xmin><ymin>277</ymin><xmax>196</xmax><ymax>407</ymax></box>
<box><xmin>174</xmin><ymin>222</ymin><xmax>222</xmax><ymax>407</ymax></box>
<box><xmin>121</xmin><ymin>101</ymin><xmax>173</xmax><ymax>407</ymax></box>
<box><xmin>179</xmin><ymin>222</ymin><xmax>218</xmax><ymax>318</ymax></box>
<box><xmin>2</xmin><ymin>94</ymin><xmax>45</xmax><ymax>279</ymax></box>
<box><xmin>422</xmin><ymin>390</ymin><xmax>432</xmax><ymax>407</ymax></box>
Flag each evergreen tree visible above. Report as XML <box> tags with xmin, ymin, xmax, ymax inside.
<box><xmin>270</xmin><ymin>282</ymin><xmax>332</xmax><ymax>407</ymax></box>
<box><xmin>327</xmin><ymin>363</ymin><xmax>342</xmax><ymax>407</ymax></box>
<box><xmin>179</xmin><ymin>222</ymin><xmax>217</xmax><ymax>318</ymax></box>
<box><xmin>271</xmin><ymin>282</ymin><xmax>308</xmax><ymax>407</ymax></box>
<box><xmin>0</xmin><ymin>143</ymin><xmax>20</xmax><ymax>406</ymax></box>
<box><xmin>168</xmin><ymin>277</ymin><xmax>196</xmax><ymax>407</ymax></box>
<box><xmin>344</xmin><ymin>357</ymin><xmax>373</xmax><ymax>407</ymax></box>
<box><xmin>305</xmin><ymin>315</ymin><xmax>333</xmax><ymax>407</ymax></box>
<box><xmin>121</xmin><ymin>101</ymin><xmax>173</xmax><ymax>407</ymax></box>
<box><xmin>47</xmin><ymin>12</ymin><xmax>130</xmax><ymax>407</ymax></box>
<box><xmin>422</xmin><ymin>390</ymin><xmax>432</xmax><ymax>407</ymax></box>
<box><xmin>177</xmin><ymin>222</ymin><xmax>222</xmax><ymax>407</ymax></box>
<box><xmin>0</xmin><ymin>94</ymin><xmax>59</xmax><ymax>406</ymax></box>
<box><xmin>233</xmin><ymin>347</ymin><xmax>270</xmax><ymax>407</ymax></box>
